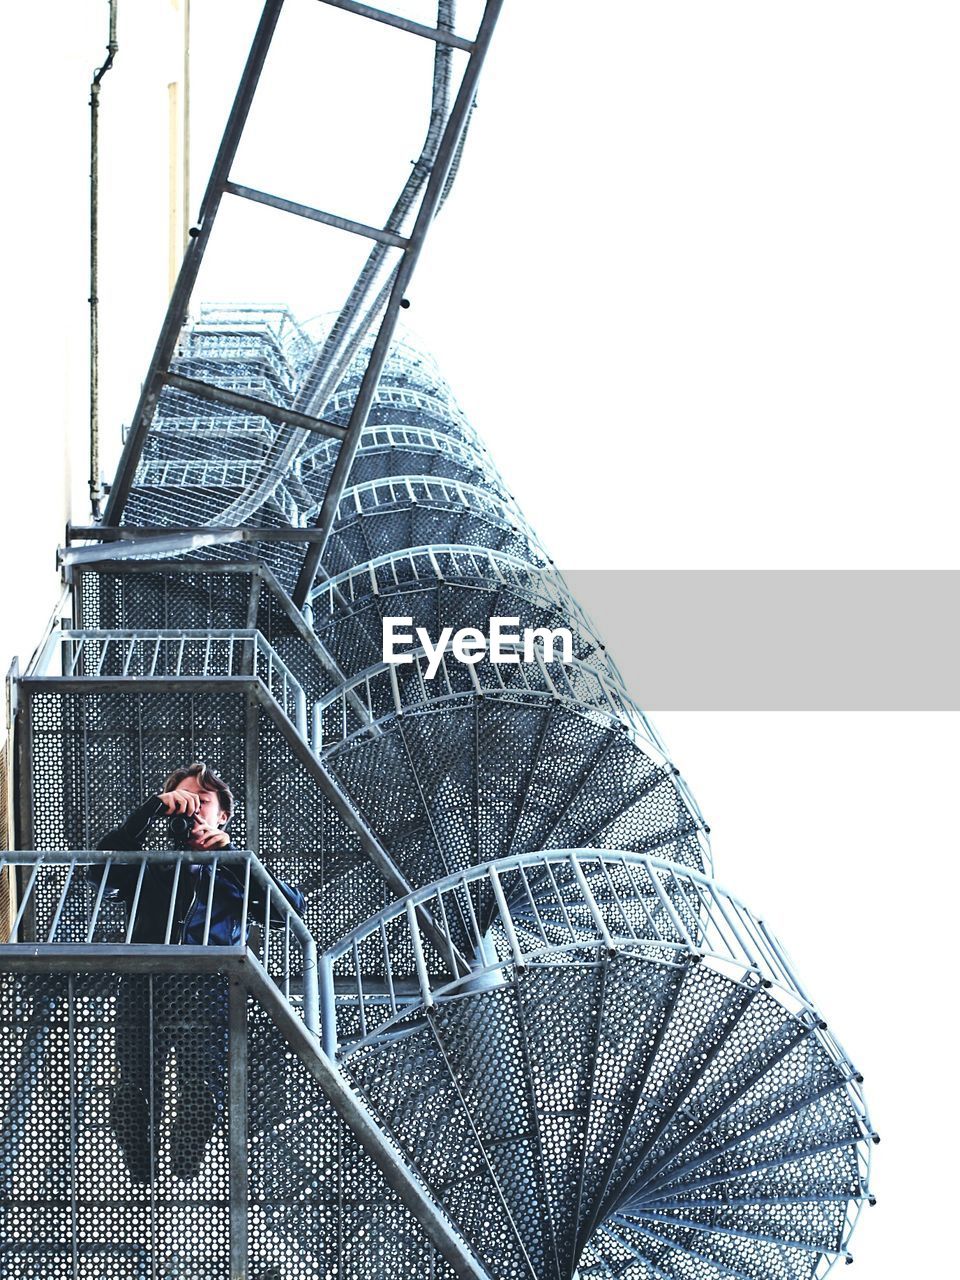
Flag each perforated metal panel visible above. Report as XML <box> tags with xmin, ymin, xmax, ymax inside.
<box><xmin>246</xmin><ymin>994</ymin><xmax>459</xmax><ymax>1278</ymax></box>
<box><xmin>338</xmin><ymin>947</ymin><xmax>866</xmax><ymax>1280</ymax></box>
<box><xmin>0</xmin><ymin>968</ymin><xmax>461</xmax><ymax>1279</ymax></box>
<box><xmin>0</xmin><ymin>970</ymin><xmax>230</xmax><ymax>1276</ymax></box>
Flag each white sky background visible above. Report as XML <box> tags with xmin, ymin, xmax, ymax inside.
<box><xmin>4</xmin><ymin>2</ymin><xmax>960</xmax><ymax>1274</ymax></box>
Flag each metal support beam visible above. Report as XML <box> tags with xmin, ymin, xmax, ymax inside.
<box><xmin>67</xmin><ymin>525</ymin><xmax>331</xmax><ymax>545</ymax></box>
<box><xmin>59</xmin><ymin>529</ymin><xmax>242</xmax><ymax>567</ymax></box>
<box><xmin>291</xmin><ymin>0</ymin><xmax>504</xmax><ymax>606</ymax></box>
<box><xmin>162</xmin><ymin>371</ymin><xmax>347</xmax><ymax>438</ymax></box>
<box><xmin>225</xmin><ymin>181</ymin><xmax>409</xmax><ymax>247</ymax></box>
<box><xmin>60</xmin><ymin>526</ymin><xmax>330</xmax><ymax>569</ymax></box>
<box><xmin>245</xmin><ymin>568</ymin><xmax>263</xmax><ymax>629</ymax></box>
<box><xmin>103</xmin><ymin>0</ymin><xmax>286</xmax><ymax>524</ymax></box>
<box><xmin>228</xmin><ymin>977</ymin><xmax>249</xmax><ymax>1279</ymax></box>
<box><xmin>0</xmin><ymin>945</ymin><xmax>246</xmax><ymax>973</ymax></box>
<box><xmin>316</xmin><ymin>0</ymin><xmax>475</xmax><ymax>51</ymax></box>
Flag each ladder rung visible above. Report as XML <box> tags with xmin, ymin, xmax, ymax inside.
<box><xmin>163</xmin><ymin>372</ymin><xmax>347</xmax><ymax>440</ymax></box>
<box><xmin>316</xmin><ymin>0</ymin><xmax>474</xmax><ymax>51</ymax></box>
<box><xmin>225</xmin><ymin>181</ymin><xmax>410</xmax><ymax>249</ymax></box>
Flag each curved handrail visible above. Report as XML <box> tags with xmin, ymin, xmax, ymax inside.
<box><xmin>321</xmin><ymin>849</ymin><xmax>873</xmax><ymax>1142</ymax></box>
<box><xmin>301</xmin><ymin>422</ymin><xmax>504</xmax><ymax>489</ymax></box>
<box><xmin>324</xmin><ymin>384</ymin><xmax>479</xmax><ymax>443</ymax></box>
<box><xmin>307</xmin><ymin>541</ymin><xmax>626</xmax><ymax>683</ymax></box>
<box><xmin>323</xmin><ymin>473</ymin><xmax>546</xmax><ymax>551</ymax></box>
<box><xmin>311</xmin><ymin>644</ymin><xmax>709</xmax><ymax>855</ymax></box>
<box><xmin>313</xmin><ymin>643</ymin><xmax>666</xmax><ymax>761</ymax></box>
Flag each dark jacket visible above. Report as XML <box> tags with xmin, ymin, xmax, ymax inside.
<box><xmin>92</xmin><ymin>796</ymin><xmax>306</xmax><ymax>946</ymax></box>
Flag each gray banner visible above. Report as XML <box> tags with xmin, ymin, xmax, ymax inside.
<box><xmin>563</xmin><ymin>569</ymin><xmax>960</xmax><ymax>710</ymax></box>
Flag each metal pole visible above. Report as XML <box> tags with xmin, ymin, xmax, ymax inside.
<box><xmin>89</xmin><ymin>0</ymin><xmax>118</xmax><ymax>520</ymax></box>
<box><xmin>291</xmin><ymin>0</ymin><xmax>504</xmax><ymax>606</ymax></box>
<box><xmin>2</xmin><ymin>662</ymin><xmax>19</xmax><ymax>940</ymax></box>
<box><xmin>244</xmin><ymin>691</ymin><xmax>260</xmax><ymax>858</ymax></box>
<box><xmin>14</xmin><ymin>687</ymin><xmax>36</xmax><ymax>943</ymax></box>
<box><xmin>103</xmin><ymin>0</ymin><xmax>286</xmax><ymax>524</ymax></box>
<box><xmin>228</xmin><ymin>976</ymin><xmax>249</xmax><ymax>1278</ymax></box>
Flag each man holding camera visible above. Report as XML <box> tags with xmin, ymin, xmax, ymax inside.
<box><xmin>93</xmin><ymin>761</ymin><xmax>305</xmax><ymax>1185</ymax></box>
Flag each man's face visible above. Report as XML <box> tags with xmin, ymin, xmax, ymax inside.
<box><xmin>178</xmin><ymin>775</ymin><xmax>228</xmax><ymax>845</ymax></box>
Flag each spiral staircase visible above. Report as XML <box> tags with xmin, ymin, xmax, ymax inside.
<box><xmin>1</xmin><ymin>2</ymin><xmax>874</xmax><ymax>1275</ymax></box>
<box><xmin>1</xmin><ymin>310</ymin><xmax>875</xmax><ymax>1278</ymax></box>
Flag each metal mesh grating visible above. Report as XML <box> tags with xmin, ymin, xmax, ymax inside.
<box><xmin>0</xmin><ymin>970</ymin><xmax>231</xmax><ymax>1277</ymax></box>
<box><xmin>341</xmin><ymin>951</ymin><xmax>866</xmax><ymax>1280</ymax></box>
<box><xmin>246</xmin><ymin>994</ymin><xmax>459</xmax><ymax>1278</ymax></box>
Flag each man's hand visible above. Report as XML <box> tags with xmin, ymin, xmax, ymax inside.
<box><xmin>158</xmin><ymin>789</ymin><xmax>201</xmax><ymax>816</ymax></box>
<box><xmin>188</xmin><ymin>819</ymin><xmax>230</xmax><ymax>851</ymax></box>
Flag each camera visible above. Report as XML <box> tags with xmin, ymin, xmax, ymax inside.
<box><xmin>168</xmin><ymin>813</ymin><xmax>196</xmax><ymax>847</ymax></box>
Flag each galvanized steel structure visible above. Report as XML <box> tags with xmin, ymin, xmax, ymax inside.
<box><xmin>2</xmin><ymin>2</ymin><xmax>875</xmax><ymax>1277</ymax></box>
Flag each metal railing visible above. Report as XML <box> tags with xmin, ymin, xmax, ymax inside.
<box><xmin>129</xmin><ymin>466</ymin><xmax>306</xmax><ymax>524</ymax></box>
<box><xmin>31</xmin><ymin>629</ymin><xmax>308</xmax><ymax>736</ymax></box>
<box><xmin>324</xmin><ymin>473</ymin><xmax>545</xmax><ymax>549</ymax></box>
<box><xmin>312</xmin><ymin>643</ymin><xmax>668</xmax><ymax>759</ymax></box>
<box><xmin>320</xmin><ymin>849</ymin><xmax>872</xmax><ymax>1135</ymax></box>
<box><xmin>325</xmin><ymin>385</ymin><xmax>477</xmax><ymax>440</ymax></box>
<box><xmin>178</xmin><ymin>330</ymin><xmax>298</xmax><ymax>384</ymax></box>
<box><xmin>133</xmin><ymin>460</ymin><xmax>291</xmax><ymax>488</ymax></box>
<box><xmin>301</xmin><ymin>422</ymin><xmax>505</xmax><ymax>490</ymax></box>
<box><xmin>139</xmin><ymin>414</ymin><xmax>274</xmax><ymax>440</ymax></box>
<box><xmin>0</xmin><ymin>848</ymin><xmax>319</xmax><ymax>1034</ymax></box>
<box><xmin>308</xmin><ymin>541</ymin><xmax>628</xmax><ymax>683</ymax></box>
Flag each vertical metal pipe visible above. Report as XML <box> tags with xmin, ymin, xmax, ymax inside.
<box><xmin>147</xmin><ymin>975</ymin><xmax>158</xmax><ymax>1277</ymax></box>
<box><xmin>318</xmin><ymin>953</ymin><xmax>337</xmax><ymax>1057</ymax></box>
<box><xmin>302</xmin><ymin>936</ymin><xmax>320</xmax><ymax>1035</ymax></box>
<box><xmin>244</xmin><ymin>691</ymin><xmax>260</xmax><ymax>858</ymax></box>
<box><xmin>15</xmin><ymin>681</ymin><xmax>34</xmax><ymax>854</ymax></box>
<box><xmin>89</xmin><ymin>0</ymin><xmax>118</xmax><ymax>519</ymax></box>
<box><xmin>182</xmin><ymin>0</ymin><xmax>191</xmax><ymax>255</ymax></box>
<box><xmin>228</xmin><ymin>977</ymin><xmax>249</xmax><ymax>1279</ymax></box>
<box><xmin>3</xmin><ymin>665</ymin><xmax>18</xmax><ymax>941</ymax></box>
<box><xmin>67</xmin><ymin>975</ymin><xmax>79</xmax><ymax>1277</ymax></box>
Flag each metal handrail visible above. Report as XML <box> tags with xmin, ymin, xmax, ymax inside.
<box><xmin>307</xmin><ymin>540</ymin><xmax>628</xmax><ymax>686</ymax></box>
<box><xmin>32</xmin><ymin>629</ymin><xmax>308</xmax><ymax>736</ymax></box>
<box><xmin>320</xmin><ymin>473</ymin><xmax>547</xmax><ymax>553</ymax></box>
<box><xmin>311</xmin><ymin>644</ymin><xmax>709</xmax><ymax>863</ymax></box>
<box><xmin>301</xmin><ymin>422</ymin><xmax>503</xmax><ymax>485</ymax></box>
<box><xmin>133</xmin><ymin>459</ymin><xmax>297</xmax><ymax>486</ymax></box>
<box><xmin>313</xmin><ymin>643</ymin><xmax>667</xmax><ymax>761</ymax></box>
<box><xmin>320</xmin><ymin>848</ymin><xmax>873</xmax><ymax>1150</ymax></box>
<box><xmin>324</xmin><ymin>384</ymin><xmax>478</xmax><ymax>441</ymax></box>
<box><xmin>0</xmin><ymin>848</ymin><xmax>319</xmax><ymax>1035</ymax></box>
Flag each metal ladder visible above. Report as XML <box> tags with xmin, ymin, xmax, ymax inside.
<box><xmin>94</xmin><ymin>0</ymin><xmax>504</xmax><ymax>609</ymax></box>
